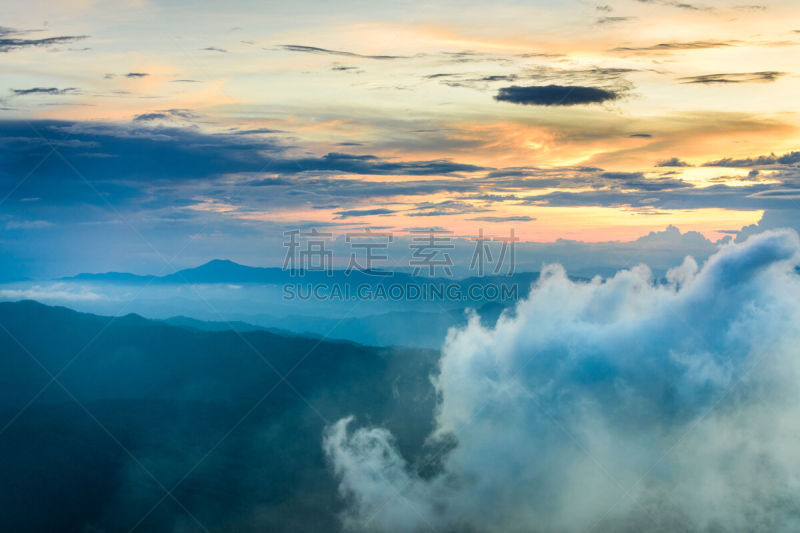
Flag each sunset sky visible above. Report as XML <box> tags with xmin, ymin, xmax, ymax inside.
<box><xmin>2</xmin><ymin>0</ymin><xmax>800</xmax><ymax>275</ymax></box>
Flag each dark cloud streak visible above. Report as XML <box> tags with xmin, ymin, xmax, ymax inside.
<box><xmin>656</xmin><ymin>157</ymin><xmax>692</xmax><ymax>167</ymax></box>
<box><xmin>612</xmin><ymin>40</ymin><xmax>737</xmax><ymax>52</ymax></box>
<box><xmin>11</xmin><ymin>87</ymin><xmax>80</xmax><ymax>96</ymax></box>
<box><xmin>679</xmin><ymin>71</ymin><xmax>786</xmax><ymax>84</ymax></box>
<box><xmin>279</xmin><ymin>44</ymin><xmax>408</xmax><ymax>60</ymax></box>
<box><xmin>0</xmin><ymin>34</ymin><xmax>88</xmax><ymax>52</ymax></box>
<box><xmin>334</xmin><ymin>208</ymin><xmax>396</xmax><ymax>219</ymax></box>
<box><xmin>705</xmin><ymin>151</ymin><xmax>800</xmax><ymax>167</ymax></box>
<box><xmin>596</xmin><ymin>16</ymin><xmax>635</xmax><ymax>24</ymax></box>
<box><xmin>495</xmin><ymin>85</ymin><xmax>619</xmax><ymax>106</ymax></box>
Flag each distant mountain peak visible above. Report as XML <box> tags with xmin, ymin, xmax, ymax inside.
<box><xmin>202</xmin><ymin>258</ymin><xmax>242</xmax><ymax>266</ymax></box>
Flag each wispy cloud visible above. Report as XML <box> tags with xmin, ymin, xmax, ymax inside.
<box><xmin>132</xmin><ymin>108</ymin><xmax>197</xmax><ymax>122</ymax></box>
<box><xmin>0</xmin><ymin>283</ymin><xmax>107</xmax><ymax>302</ymax></box>
<box><xmin>612</xmin><ymin>40</ymin><xmax>738</xmax><ymax>52</ymax></box>
<box><xmin>0</xmin><ymin>32</ymin><xmax>88</xmax><ymax>52</ymax></box>
<box><xmin>334</xmin><ymin>208</ymin><xmax>396</xmax><ymax>219</ymax></box>
<box><xmin>11</xmin><ymin>87</ymin><xmax>80</xmax><ymax>96</ymax></box>
<box><xmin>469</xmin><ymin>215</ymin><xmax>535</xmax><ymax>222</ymax></box>
<box><xmin>679</xmin><ymin>71</ymin><xmax>786</xmax><ymax>84</ymax></box>
<box><xmin>279</xmin><ymin>44</ymin><xmax>409</xmax><ymax>60</ymax></box>
<box><xmin>705</xmin><ymin>150</ymin><xmax>800</xmax><ymax>167</ymax></box>
<box><xmin>636</xmin><ymin>0</ymin><xmax>708</xmax><ymax>10</ymax></box>
<box><xmin>595</xmin><ymin>16</ymin><xmax>635</xmax><ymax>24</ymax></box>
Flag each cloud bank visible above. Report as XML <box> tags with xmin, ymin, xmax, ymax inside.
<box><xmin>325</xmin><ymin>230</ymin><xmax>800</xmax><ymax>532</ymax></box>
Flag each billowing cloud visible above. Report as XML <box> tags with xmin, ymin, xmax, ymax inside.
<box><xmin>325</xmin><ymin>230</ymin><xmax>800</xmax><ymax>532</ymax></box>
<box><xmin>494</xmin><ymin>85</ymin><xmax>619</xmax><ymax>106</ymax></box>
<box><xmin>736</xmin><ymin>209</ymin><xmax>800</xmax><ymax>242</ymax></box>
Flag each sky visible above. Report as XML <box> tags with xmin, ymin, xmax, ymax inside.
<box><xmin>1</xmin><ymin>0</ymin><xmax>800</xmax><ymax>277</ymax></box>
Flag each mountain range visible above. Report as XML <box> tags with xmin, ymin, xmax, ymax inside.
<box><xmin>63</xmin><ymin>258</ymin><xmax>540</xmax><ymax>288</ymax></box>
<box><xmin>0</xmin><ymin>300</ymin><xmax>438</xmax><ymax>532</ymax></box>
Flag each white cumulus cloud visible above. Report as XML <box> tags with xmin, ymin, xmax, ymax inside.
<box><xmin>325</xmin><ymin>229</ymin><xmax>800</xmax><ymax>532</ymax></box>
